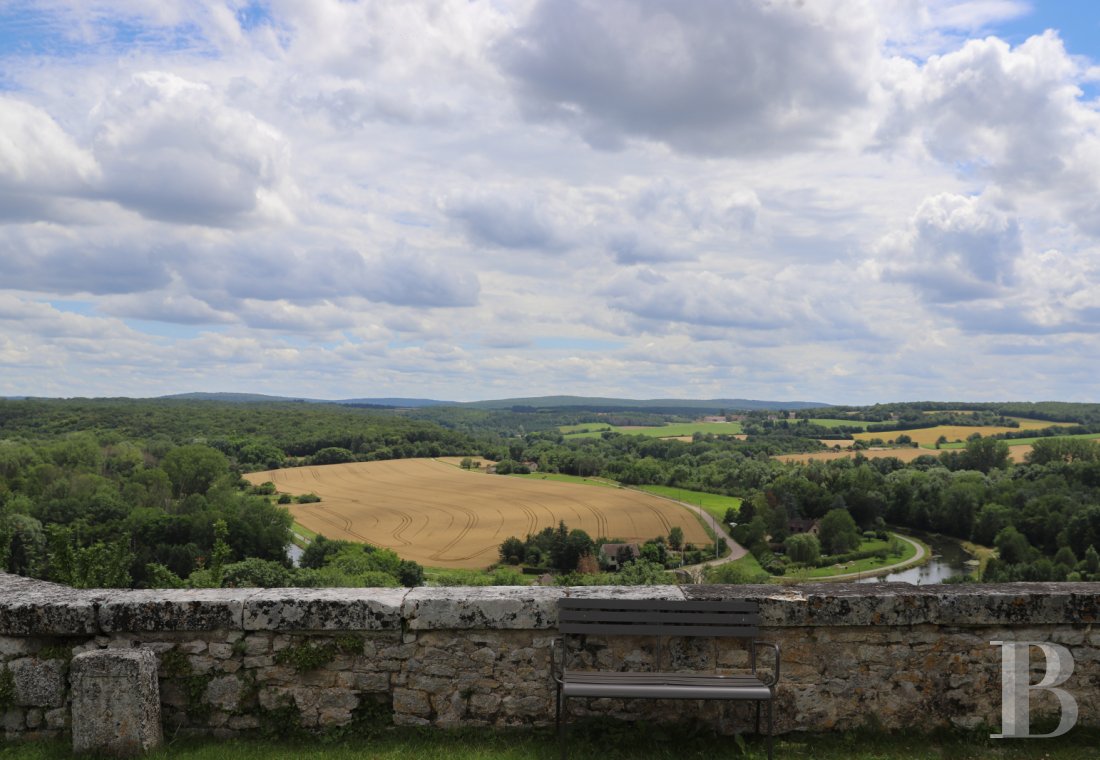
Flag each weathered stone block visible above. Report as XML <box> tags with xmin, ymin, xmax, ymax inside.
<box><xmin>0</xmin><ymin>574</ymin><xmax>100</xmax><ymax>636</ymax></box>
<box><xmin>393</xmin><ymin>688</ymin><xmax>431</xmax><ymax>717</ymax></box>
<box><xmin>244</xmin><ymin>588</ymin><xmax>408</xmax><ymax>631</ymax></box>
<box><xmin>403</xmin><ymin>586</ymin><xmax>564</xmax><ymax>630</ymax></box>
<box><xmin>205</xmin><ymin>675</ymin><xmax>243</xmax><ymax>712</ymax></box>
<box><xmin>2</xmin><ymin>708</ymin><xmax>23</xmax><ymax>732</ymax></box>
<box><xmin>9</xmin><ymin>657</ymin><xmax>65</xmax><ymax>707</ymax></box>
<box><xmin>98</xmin><ymin>590</ymin><xmax>245</xmax><ymax>632</ymax></box>
<box><xmin>71</xmin><ymin>648</ymin><xmax>162</xmax><ymax>756</ymax></box>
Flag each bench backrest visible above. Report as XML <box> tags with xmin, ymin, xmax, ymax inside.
<box><xmin>557</xmin><ymin>598</ymin><xmax>760</xmax><ymax>638</ymax></box>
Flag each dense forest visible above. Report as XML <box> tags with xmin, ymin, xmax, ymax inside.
<box><xmin>3</xmin><ymin>397</ymin><xmax>1100</xmax><ymax>588</ymax></box>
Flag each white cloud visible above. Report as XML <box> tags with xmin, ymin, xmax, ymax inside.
<box><xmin>91</xmin><ymin>71</ymin><xmax>295</xmax><ymax>226</ymax></box>
<box><xmin>497</xmin><ymin>0</ymin><xmax>879</xmax><ymax>155</ymax></box>
<box><xmin>0</xmin><ymin>95</ymin><xmax>99</xmax><ymax>220</ymax></box>
<box><xmin>2</xmin><ymin>0</ymin><xmax>1100</xmax><ymax>402</ymax></box>
<box><xmin>879</xmin><ymin>192</ymin><xmax>1022</xmax><ymax>302</ymax></box>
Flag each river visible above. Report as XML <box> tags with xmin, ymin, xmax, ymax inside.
<box><xmin>857</xmin><ymin>532</ymin><xmax>977</xmax><ymax>585</ymax></box>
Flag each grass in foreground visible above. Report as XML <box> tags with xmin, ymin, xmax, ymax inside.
<box><xmin>4</xmin><ymin>725</ymin><xmax>1100</xmax><ymax>760</ymax></box>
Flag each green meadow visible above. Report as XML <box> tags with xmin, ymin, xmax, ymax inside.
<box><xmin>807</xmin><ymin>418</ymin><xmax>875</xmax><ymax>429</ymax></box>
<box><xmin>633</xmin><ymin>485</ymin><xmax>742</xmax><ymax>523</ymax></box>
<box><xmin>561</xmin><ymin>421</ymin><xmax>743</xmax><ymax>439</ymax></box>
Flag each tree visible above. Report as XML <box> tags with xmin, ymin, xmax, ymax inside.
<box><xmin>310</xmin><ymin>447</ymin><xmax>355</xmax><ymax>465</ymax></box>
<box><xmin>397</xmin><ymin>560</ymin><xmax>425</xmax><ymax>587</ymax></box>
<box><xmin>499</xmin><ymin>536</ymin><xmax>526</xmax><ymax>564</ymax></box>
<box><xmin>668</xmin><ymin>526</ymin><xmax>684</xmax><ymax>551</ymax></box>
<box><xmin>161</xmin><ymin>444</ymin><xmax>229</xmax><ymax>497</ymax></box>
<box><xmin>972</xmin><ymin>504</ymin><xmax>1013</xmax><ymax>546</ymax></box>
<box><xmin>959</xmin><ymin>437</ymin><xmax>1010</xmax><ymax>473</ymax></box>
<box><xmin>551</xmin><ymin>529</ymin><xmax>594</xmax><ymax>572</ymax></box>
<box><xmin>785</xmin><ymin>533</ymin><xmax>821</xmax><ymax>565</ymax></box>
<box><xmin>615</xmin><ymin>559</ymin><xmax>673</xmax><ymax>585</ymax></box>
<box><xmin>575</xmin><ymin>552</ymin><xmax>599</xmax><ymax>574</ymax></box>
<box><xmin>221</xmin><ymin>557</ymin><xmax>292</xmax><ymax>587</ymax></box>
<box><xmin>995</xmin><ymin>526</ymin><xmax>1033</xmax><ymax>565</ymax></box>
<box><xmin>1086</xmin><ymin>545</ymin><xmax>1100</xmax><ymax>575</ymax></box>
<box><xmin>640</xmin><ymin>540</ymin><xmax>667</xmax><ymax>565</ymax></box>
<box><xmin>818</xmin><ymin>509</ymin><xmax>861</xmax><ymax>555</ymax></box>
<box><xmin>1027</xmin><ymin>438</ymin><xmax>1100</xmax><ymax>466</ymax></box>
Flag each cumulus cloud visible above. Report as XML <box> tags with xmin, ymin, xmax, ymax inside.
<box><xmin>879</xmin><ymin>31</ymin><xmax>1100</xmax><ymax>234</ymax></box>
<box><xmin>497</xmin><ymin>0</ymin><xmax>877</xmax><ymax>155</ymax></box>
<box><xmin>91</xmin><ymin>71</ymin><xmax>293</xmax><ymax>226</ymax></box>
<box><xmin>0</xmin><ymin>95</ymin><xmax>99</xmax><ymax>220</ymax></box>
<box><xmin>361</xmin><ymin>249</ymin><xmax>479</xmax><ymax>308</ymax></box>
<box><xmin>445</xmin><ymin>192</ymin><xmax>569</xmax><ymax>251</ymax></box>
<box><xmin>0</xmin><ymin>226</ymin><xmax>173</xmax><ymax>295</ymax></box>
<box><xmin>879</xmin><ymin>193</ymin><xmax>1022</xmax><ymax>303</ymax></box>
<box><xmin>602</xmin><ymin>267</ymin><xmax>801</xmax><ymax>330</ymax></box>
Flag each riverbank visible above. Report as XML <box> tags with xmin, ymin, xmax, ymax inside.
<box><xmin>803</xmin><ymin>533</ymin><xmax>929</xmax><ymax>582</ymax></box>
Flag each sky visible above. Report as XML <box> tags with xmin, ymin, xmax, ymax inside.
<box><xmin>2</xmin><ymin>0</ymin><xmax>1100</xmax><ymax>404</ymax></box>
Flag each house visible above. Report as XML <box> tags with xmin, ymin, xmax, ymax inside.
<box><xmin>788</xmin><ymin>518</ymin><xmax>820</xmax><ymax>536</ymax></box>
<box><xmin>598</xmin><ymin>542</ymin><xmax>640</xmax><ymax>571</ymax></box>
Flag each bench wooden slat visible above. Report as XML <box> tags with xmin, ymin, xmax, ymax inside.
<box><xmin>559</xmin><ymin>622</ymin><xmax>760</xmax><ymax>637</ymax></box>
<box><xmin>561</xmin><ymin>671</ymin><xmax>773</xmax><ymax>701</ymax></box>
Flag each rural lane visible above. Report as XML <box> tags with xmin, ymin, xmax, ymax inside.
<box><xmin>629</xmin><ymin>489</ymin><xmax>747</xmax><ymax>581</ymax></box>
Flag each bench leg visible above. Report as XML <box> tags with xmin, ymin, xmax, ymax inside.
<box><xmin>558</xmin><ymin>692</ymin><xmax>568</xmax><ymax>760</ymax></box>
<box><xmin>767</xmin><ymin>699</ymin><xmax>774</xmax><ymax>760</ymax></box>
<box><xmin>755</xmin><ymin>700</ymin><xmax>760</xmax><ymax>735</ymax></box>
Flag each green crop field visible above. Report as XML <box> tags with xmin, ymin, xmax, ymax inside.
<box><xmin>633</xmin><ymin>485</ymin><xmax>742</xmax><ymax>522</ymax></box>
<box><xmin>512</xmin><ymin>472</ymin><xmax>620</xmax><ymax>489</ymax></box>
<box><xmin>561</xmin><ymin>421</ymin><xmax>743</xmax><ymax>439</ymax></box>
<box><xmin>998</xmin><ymin>432</ymin><xmax>1100</xmax><ymax>447</ymax></box>
<box><xmin>807</xmin><ymin>418</ymin><xmax>875</xmax><ymax>429</ymax></box>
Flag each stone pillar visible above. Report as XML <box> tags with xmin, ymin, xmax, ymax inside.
<box><xmin>71</xmin><ymin>649</ymin><xmax>162</xmax><ymax>756</ymax></box>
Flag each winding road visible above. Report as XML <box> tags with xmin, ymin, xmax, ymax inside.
<box><xmin>629</xmin><ymin>489</ymin><xmax>747</xmax><ymax>581</ymax></box>
<box><xmin>630</xmin><ymin>487</ymin><xmax>928</xmax><ymax>584</ymax></box>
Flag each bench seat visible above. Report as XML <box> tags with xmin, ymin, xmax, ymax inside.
<box><xmin>553</xmin><ymin>597</ymin><xmax>780</xmax><ymax>759</ymax></box>
<box><xmin>561</xmin><ymin>670</ymin><xmax>773</xmax><ymax>701</ymax></box>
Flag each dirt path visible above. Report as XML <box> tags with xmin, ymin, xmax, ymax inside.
<box><xmin>626</xmin><ymin>488</ymin><xmax>747</xmax><ymax>581</ymax></box>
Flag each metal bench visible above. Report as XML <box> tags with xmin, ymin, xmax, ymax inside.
<box><xmin>551</xmin><ymin>598</ymin><xmax>780</xmax><ymax>760</ymax></box>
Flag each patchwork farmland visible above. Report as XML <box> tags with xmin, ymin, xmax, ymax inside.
<box><xmin>244</xmin><ymin>459</ymin><xmax>711</xmax><ymax>569</ymax></box>
<box><xmin>852</xmin><ymin>418</ymin><xmax>1074</xmax><ymax>447</ymax></box>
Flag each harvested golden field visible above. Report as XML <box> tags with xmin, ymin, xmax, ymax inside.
<box><xmin>779</xmin><ymin>445</ymin><xmax>1034</xmax><ymax>465</ymax></box>
<box><xmin>244</xmin><ymin>459</ymin><xmax>710</xmax><ymax>569</ymax></box>
<box><xmin>853</xmin><ymin>419</ymin><xmax>1069</xmax><ymax>447</ymax></box>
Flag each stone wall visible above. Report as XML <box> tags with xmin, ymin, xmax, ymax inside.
<box><xmin>2</xmin><ymin>572</ymin><xmax>1100</xmax><ymax>740</ymax></box>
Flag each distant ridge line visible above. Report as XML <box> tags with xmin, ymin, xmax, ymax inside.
<box><xmin>154</xmin><ymin>392</ymin><xmax>827</xmax><ymax>411</ymax></box>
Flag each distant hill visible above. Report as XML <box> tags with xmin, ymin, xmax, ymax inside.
<box><xmin>339</xmin><ymin>398</ymin><xmax>455</xmax><ymax>408</ymax></box>
<box><xmin>463</xmin><ymin>396</ymin><xmax>828</xmax><ymax>413</ymax></box>
<box><xmin>158</xmin><ymin>392</ymin><xmax>454</xmax><ymax>408</ymax></box>
<box><xmin>156</xmin><ymin>393</ymin><xmax>825</xmax><ymax>412</ymax></box>
<box><xmin>158</xmin><ymin>392</ymin><xmax>312</xmax><ymax>403</ymax></box>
